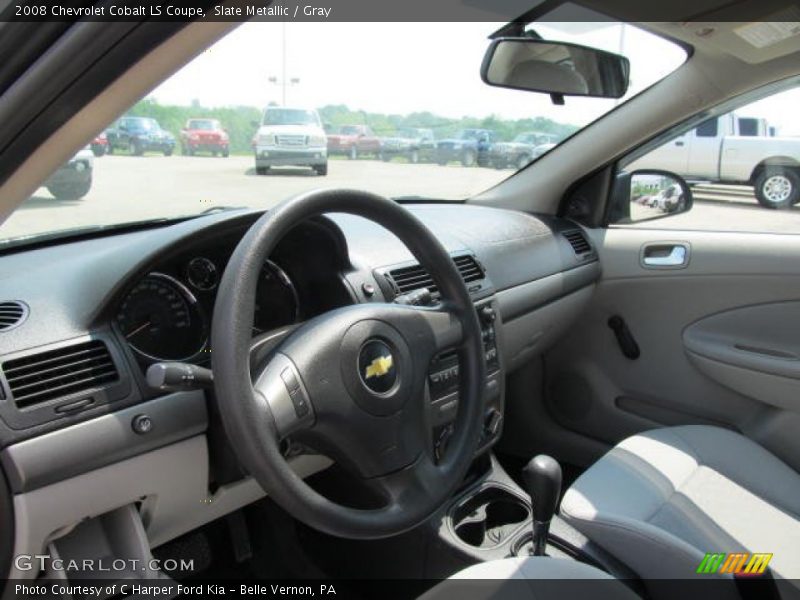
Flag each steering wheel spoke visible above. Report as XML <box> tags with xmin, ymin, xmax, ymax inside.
<box><xmin>364</xmin><ymin>452</ymin><xmax>441</xmax><ymax>507</ymax></box>
<box><xmin>409</xmin><ymin>302</ymin><xmax>464</xmax><ymax>356</ymax></box>
<box><xmin>252</xmin><ymin>352</ymin><xmax>315</xmax><ymax>439</ymax></box>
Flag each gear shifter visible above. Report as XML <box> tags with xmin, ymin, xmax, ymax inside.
<box><xmin>522</xmin><ymin>454</ymin><xmax>562</xmax><ymax>556</ymax></box>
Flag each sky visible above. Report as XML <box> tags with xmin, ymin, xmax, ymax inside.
<box><xmin>149</xmin><ymin>21</ymin><xmax>800</xmax><ymax>134</ymax></box>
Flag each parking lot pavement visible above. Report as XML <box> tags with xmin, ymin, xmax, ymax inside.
<box><xmin>4</xmin><ymin>155</ymin><xmax>800</xmax><ymax>240</ymax></box>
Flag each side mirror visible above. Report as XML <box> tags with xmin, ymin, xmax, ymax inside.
<box><xmin>481</xmin><ymin>38</ymin><xmax>630</xmax><ymax>100</ymax></box>
<box><xmin>609</xmin><ymin>169</ymin><xmax>693</xmax><ymax>224</ymax></box>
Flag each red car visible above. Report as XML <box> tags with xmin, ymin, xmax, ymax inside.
<box><xmin>90</xmin><ymin>131</ymin><xmax>108</xmax><ymax>157</ymax></box>
<box><xmin>179</xmin><ymin>118</ymin><xmax>230</xmax><ymax>157</ymax></box>
<box><xmin>326</xmin><ymin>125</ymin><xmax>381</xmax><ymax>159</ymax></box>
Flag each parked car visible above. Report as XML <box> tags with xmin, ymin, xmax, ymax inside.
<box><xmin>653</xmin><ymin>183</ymin><xmax>687</xmax><ymax>213</ymax></box>
<box><xmin>179</xmin><ymin>118</ymin><xmax>230</xmax><ymax>157</ymax></box>
<box><xmin>380</xmin><ymin>128</ymin><xmax>436</xmax><ymax>163</ymax></box>
<box><xmin>254</xmin><ymin>107</ymin><xmax>327</xmax><ymax>175</ymax></box>
<box><xmin>631</xmin><ymin>112</ymin><xmax>800</xmax><ymax>208</ymax></box>
<box><xmin>489</xmin><ymin>131</ymin><xmax>558</xmax><ymax>169</ymax></box>
<box><xmin>326</xmin><ymin>125</ymin><xmax>381</xmax><ymax>159</ymax></box>
<box><xmin>106</xmin><ymin>116</ymin><xmax>175</xmax><ymax>156</ymax></box>
<box><xmin>90</xmin><ymin>131</ymin><xmax>108</xmax><ymax>157</ymax></box>
<box><xmin>43</xmin><ymin>147</ymin><xmax>93</xmax><ymax>200</ymax></box>
<box><xmin>436</xmin><ymin>129</ymin><xmax>496</xmax><ymax>167</ymax></box>
<box><xmin>532</xmin><ymin>142</ymin><xmax>557</xmax><ymax>159</ymax></box>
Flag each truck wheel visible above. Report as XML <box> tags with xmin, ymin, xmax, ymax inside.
<box><xmin>132</xmin><ymin>140</ymin><xmax>144</xmax><ymax>156</ymax></box>
<box><xmin>461</xmin><ymin>150</ymin><xmax>476</xmax><ymax>167</ymax></box>
<box><xmin>47</xmin><ymin>179</ymin><xmax>92</xmax><ymax>200</ymax></box>
<box><xmin>348</xmin><ymin>146</ymin><xmax>358</xmax><ymax>160</ymax></box>
<box><xmin>314</xmin><ymin>163</ymin><xmax>328</xmax><ymax>176</ymax></box>
<box><xmin>222</xmin><ymin>148</ymin><xmax>229</xmax><ymax>158</ymax></box>
<box><xmin>163</xmin><ymin>148</ymin><xmax>173</xmax><ymax>157</ymax></box>
<box><xmin>91</xmin><ymin>145</ymin><xmax>105</xmax><ymax>157</ymax></box>
<box><xmin>255</xmin><ymin>166</ymin><xmax>269</xmax><ymax>175</ymax></box>
<box><xmin>755</xmin><ymin>168</ymin><xmax>800</xmax><ymax>209</ymax></box>
<box><xmin>408</xmin><ymin>150</ymin><xmax>419</xmax><ymax>164</ymax></box>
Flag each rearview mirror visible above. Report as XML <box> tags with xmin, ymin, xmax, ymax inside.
<box><xmin>481</xmin><ymin>38</ymin><xmax>630</xmax><ymax>99</ymax></box>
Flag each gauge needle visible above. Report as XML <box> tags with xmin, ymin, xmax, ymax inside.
<box><xmin>126</xmin><ymin>321</ymin><xmax>152</xmax><ymax>339</ymax></box>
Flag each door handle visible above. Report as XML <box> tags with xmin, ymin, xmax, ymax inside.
<box><xmin>641</xmin><ymin>243</ymin><xmax>690</xmax><ymax>268</ymax></box>
<box><xmin>674</xmin><ymin>140</ymin><xmax>685</xmax><ymax>147</ymax></box>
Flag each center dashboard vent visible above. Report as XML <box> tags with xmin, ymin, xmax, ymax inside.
<box><xmin>562</xmin><ymin>230</ymin><xmax>592</xmax><ymax>255</ymax></box>
<box><xmin>0</xmin><ymin>301</ymin><xmax>28</xmax><ymax>332</ymax></box>
<box><xmin>386</xmin><ymin>254</ymin><xmax>485</xmax><ymax>296</ymax></box>
<box><xmin>2</xmin><ymin>340</ymin><xmax>119</xmax><ymax>409</ymax></box>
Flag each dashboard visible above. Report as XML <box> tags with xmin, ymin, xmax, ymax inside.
<box><xmin>0</xmin><ymin>204</ymin><xmax>598</xmax><ymax>447</ymax></box>
<box><xmin>0</xmin><ymin>201</ymin><xmax>600</xmax><ymax>581</ymax></box>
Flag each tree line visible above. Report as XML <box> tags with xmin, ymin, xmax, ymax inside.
<box><xmin>126</xmin><ymin>98</ymin><xmax>580</xmax><ymax>154</ymax></box>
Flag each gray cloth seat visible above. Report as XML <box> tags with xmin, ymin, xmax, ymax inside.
<box><xmin>560</xmin><ymin>425</ymin><xmax>800</xmax><ymax>593</ymax></box>
<box><xmin>419</xmin><ymin>556</ymin><xmax>640</xmax><ymax>600</ymax></box>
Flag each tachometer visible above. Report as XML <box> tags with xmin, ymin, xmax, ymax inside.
<box><xmin>254</xmin><ymin>260</ymin><xmax>300</xmax><ymax>333</ymax></box>
<box><xmin>117</xmin><ymin>273</ymin><xmax>206</xmax><ymax>361</ymax></box>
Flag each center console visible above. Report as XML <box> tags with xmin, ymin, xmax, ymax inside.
<box><xmin>427</xmin><ymin>299</ymin><xmax>504</xmax><ymax>461</ymax></box>
<box><xmin>373</xmin><ymin>252</ymin><xmax>506</xmax><ymax>463</ymax></box>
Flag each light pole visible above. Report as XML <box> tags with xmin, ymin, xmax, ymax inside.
<box><xmin>268</xmin><ymin>21</ymin><xmax>300</xmax><ymax>106</ymax></box>
<box><xmin>268</xmin><ymin>76</ymin><xmax>300</xmax><ymax>106</ymax></box>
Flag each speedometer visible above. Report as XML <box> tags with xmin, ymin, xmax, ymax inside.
<box><xmin>116</xmin><ymin>273</ymin><xmax>206</xmax><ymax>361</ymax></box>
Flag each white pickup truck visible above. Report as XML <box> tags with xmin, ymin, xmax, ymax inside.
<box><xmin>631</xmin><ymin>112</ymin><xmax>800</xmax><ymax>208</ymax></box>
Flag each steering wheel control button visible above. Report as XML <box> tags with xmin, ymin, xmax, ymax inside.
<box><xmin>253</xmin><ymin>353</ymin><xmax>314</xmax><ymax>438</ymax></box>
<box><xmin>361</xmin><ymin>282</ymin><xmax>376</xmax><ymax>297</ymax></box>
<box><xmin>281</xmin><ymin>367</ymin><xmax>309</xmax><ymax>417</ymax></box>
<box><xmin>131</xmin><ymin>414</ymin><xmax>153</xmax><ymax>435</ymax></box>
<box><xmin>358</xmin><ymin>340</ymin><xmax>398</xmax><ymax>395</ymax></box>
<box><xmin>280</xmin><ymin>367</ymin><xmax>300</xmax><ymax>393</ymax></box>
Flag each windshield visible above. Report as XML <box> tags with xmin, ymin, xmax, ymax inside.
<box><xmin>263</xmin><ymin>108</ymin><xmax>321</xmax><ymax>127</ymax></box>
<box><xmin>125</xmin><ymin>118</ymin><xmax>156</xmax><ymax>131</ymax></box>
<box><xmin>188</xmin><ymin>119</ymin><xmax>219</xmax><ymax>130</ymax></box>
<box><xmin>2</xmin><ymin>21</ymin><xmax>685</xmax><ymax>245</ymax></box>
<box><xmin>457</xmin><ymin>130</ymin><xmax>484</xmax><ymax>140</ymax></box>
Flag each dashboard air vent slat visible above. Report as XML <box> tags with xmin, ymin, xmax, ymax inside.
<box><xmin>387</xmin><ymin>254</ymin><xmax>485</xmax><ymax>296</ymax></box>
<box><xmin>2</xmin><ymin>340</ymin><xmax>118</xmax><ymax>409</ymax></box>
<box><xmin>563</xmin><ymin>230</ymin><xmax>592</xmax><ymax>255</ymax></box>
<box><xmin>0</xmin><ymin>301</ymin><xmax>27</xmax><ymax>332</ymax></box>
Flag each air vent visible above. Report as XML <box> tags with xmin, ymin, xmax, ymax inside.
<box><xmin>387</xmin><ymin>254</ymin><xmax>485</xmax><ymax>296</ymax></box>
<box><xmin>0</xmin><ymin>301</ymin><xmax>28</xmax><ymax>332</ymax></box>
<box><xmin>563</xmin><ymin>230</ymin><xmax>592</xmax><ymax>255</ymax></box>
<box><xmin>2</xmin><ymin>340</ymin><xmax>118</xmax><ymax>409</ymax></box>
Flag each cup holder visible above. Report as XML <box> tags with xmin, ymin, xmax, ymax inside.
<box><xmin>451</xmin><ymin>486</ymin><xmax>530</xmax><ymax>549</ymax></box>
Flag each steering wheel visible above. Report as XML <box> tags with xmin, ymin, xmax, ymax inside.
<box><xmin>211</xmin><ymin>189</ymin><xmax>486</xmax><ymax>539</ymax></box>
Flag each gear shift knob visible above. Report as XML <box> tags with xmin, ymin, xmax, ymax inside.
<box><xmin>522</xmin><ymin>454</ymin><xmax>562</xmax><ymax>555</ymax></box>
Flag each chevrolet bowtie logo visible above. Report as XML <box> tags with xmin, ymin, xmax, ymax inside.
<box><xmin>365</xmin><ymin>355</ymin><xmax>394</xmax><ymax>379</ymax></box>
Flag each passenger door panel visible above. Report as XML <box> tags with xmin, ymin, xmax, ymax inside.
<box><xmin>543</xmin><ymin>228</ymin><xmax>800</xmax><ymax>471</ymax></box>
